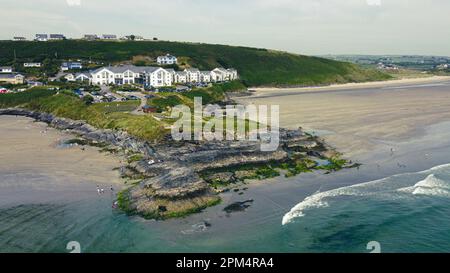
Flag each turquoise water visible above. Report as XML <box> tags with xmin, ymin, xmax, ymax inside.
<box><xmin>2</xmin><ymin>163</ymin><xmax>450</xmax><ymax>253</ymax></box>
<box><xmin>282</xmin><ymin>163</ymin><xmax>450</xmax><ymax>252</ymax></box>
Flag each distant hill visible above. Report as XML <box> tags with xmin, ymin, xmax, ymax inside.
<box><xmin>0</xmin><ymin>40</ymin><xmax>390</xmax><ymax>86</ymax></box>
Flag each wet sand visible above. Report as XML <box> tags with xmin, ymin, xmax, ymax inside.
<box><xmin>238</xmin><ymin>78</ymin><xmax>450</xmax><ymax>159</ymax></box>
<box><xmin>0</xmin><ymin>116</ymin><xmax>123</xmax><ymax>206</ymax></box>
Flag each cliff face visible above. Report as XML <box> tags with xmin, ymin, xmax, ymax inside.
<box><xmin>0</xmin><ymin>108</ymin><xmax>340</xmax><ymax>220</ymax></box>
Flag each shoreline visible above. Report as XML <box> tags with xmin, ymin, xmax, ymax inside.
<box><xmin>249</xmin><ymin>75</ymin><xmax>450</xmax><ymax>95</ymax></box>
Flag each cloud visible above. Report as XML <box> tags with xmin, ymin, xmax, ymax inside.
<box><xmin>66</xmin><ymin>0</ymin><xmax>81</xmax><ymax>6</ymax></box>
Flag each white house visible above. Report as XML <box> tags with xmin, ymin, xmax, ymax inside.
<box><xmin>157</xmin><ymin>54</ymin><xmax>178</xmax><ymax>65</ymax></box>
<box><xmin>146</xmin><ymin>67</ymin><xmax>174</xmax><ymax>87</ymax></box>
<box><xmin>64</xmin><ymin>73</ymin><xmax>76</xmax><ymax>82</ymax></box>
<box><xmin>227</xmin><ymin>68</ymin><xmax>238</xmax><ymax>80</ymax></box>
<box><xmin>0</xmin><ymin>66</ymin><xmax>13</xmax><ymax>73</ymax></box>
<box><xmin>185</xmin><ymin>68</ymin><xmax>200</xmax><ymax>83</ymax></box>
<box><xmin>49</xmin><ymin>34</ymin><xmax>66</xmax><ymax>40</ymax></box>
<box><xmin>90</xmin><ymin>65</ymin><xmax>173</xmax><ymax>87</ymax></box>
<box><xmin>102</xmin><ymin>34</ymin><xmax>117</xmax><ymax>40</ymax></box>
<box><xmin>35</xmin><ymin>34</ymin><xmax>48</xmax><ymax>41</ymax></box>
<box><xmin>211</xmin><ymin>68</ymin><xmax>238</xmax><ymax>82</ymax></box>
<box><xmin>200</xmin><ymin>71</ymin><xmax>212</xmax><ymax>83</ymax></box>
<box><xmin>174</xmin><ymin>71</ymin><xmax>188</xmax><ymax>84</ymax></box>
<box><xmin>211</xmin><ymin>68</ymin><xmax>227</xmax><ymax>82</ymax></box>
<box><xmin>75</xmin><ymin>73</ymin><xmax>91</xmax><ymax>82</ymax></box>
<box><xmin>24</xmin><ymin>63</ymin><xmax>42</xmax><ymax>68</ymax></box>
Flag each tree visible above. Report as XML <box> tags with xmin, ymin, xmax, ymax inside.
<box><xmin>82</xmin><ymin>95</ymin><xmax>94</xmax><ymax>105</ymax></box>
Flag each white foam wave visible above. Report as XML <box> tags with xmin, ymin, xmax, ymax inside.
<box><xmin>282</xmin><ymin>164</ymin><xmax>450</xmax><ymax>226</ymax></box>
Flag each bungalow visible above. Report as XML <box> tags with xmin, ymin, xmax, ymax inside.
<box><xmin>49</xmin><ymin>34</ymin><xmax>66</xmax><ymax>40</ymax></box>
<box><xmin>123</xmin><ymin>35</ymin><xmax>144</xmax><ymax>41</ymax></box>
<box><xmin>157</xmin><ymin>54</ymin><xmax>177</xmax><ymax>65</ymax></box>
<box><xmin>24</xmin><ymin>63</ymin><xmax>42</xmax><ymax>68</ymax></box>
<box><xmin>83</xmin><ymin>34</ymin><xmax>99</xmax><ymax>41</ymax></box>
<box><xmin>185</xmin><ymin>68</ymin><xmax>200</xmax><ymax>83</ymax></box>
<box><xmin>102</xmin><ymin>34</ymin><xmax>117</xmax><ymax>40</ymax></box>
<box><xmin>0</xmin><ymin>73</ymin><xmax>25</xmax><ymax>84</ymax></box>
<box><xmin>0</xmin><ymin>66</ymin><xmax>13</xmax><ymax>73</ymax></box>
<box><xmin>200</xmin><ymin>71</ymin><xmax>212</xmax><ymax>83</ymax></box>
<box><xmin>35</xmin><ymin>34</ymin><xmax>48</xmax><ymax>41</ymax></box>
<box><xmin>61</xmin><ymin>62</ymin><xmax>83</xmax><ymax>71</ymax></box>
<box><xmin>13</xmin><ymin>37</ymin><xmax>27</xmax><ymax>41</ymax></box>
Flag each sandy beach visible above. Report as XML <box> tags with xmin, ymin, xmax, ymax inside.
<box><xmin>251</xmin><ymin>75</ymin><xmax>450</xmax><ymax>94</ymax></box>
<box><xmin>238</xmin><ymin>77</ymin><xmax>450</xmax><ymax>159</ymax></box>
<box><xmin>0</xmin><ymin>116</ymin><xmax>123</xmax><ymax>205</ymax></box>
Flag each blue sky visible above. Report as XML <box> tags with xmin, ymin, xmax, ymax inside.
<box><xmin>1</xmin><ymin>0</ymin><xmax>449</xmax><ymax>56</ymax></box>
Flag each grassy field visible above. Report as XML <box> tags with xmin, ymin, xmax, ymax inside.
<box><xmin>0</xmin><ymin>89</ymin><xmax>166</xmax><ymax>141</ymax></box>
<box><xmin>0</xmin><ymin>40</ymin><xmax>391</xmax><ymax>87</ymax></box>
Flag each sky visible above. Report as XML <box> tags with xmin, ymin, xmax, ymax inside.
<box><xmin>1</xmin><ymin>0</ymin><xmax>450</xmax><ymax>56</ymax></box>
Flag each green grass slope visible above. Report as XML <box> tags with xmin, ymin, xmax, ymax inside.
<box><xmin>0</xmin><ymin>40</ymin><xmax>390</xmax><ymax>86</ymax></box>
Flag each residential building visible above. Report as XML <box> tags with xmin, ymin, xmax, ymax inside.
<box><xmin>123</xmin><ymin>35</ymin><xmax>144</xmax><ymax>41</ymax></box>
<box><xmin>200</xmin><ymin>71</ymin><xmax>212</xmax><ymax>83</ymax></box>
<box><xmin>0</xmin><ymin>66</ymin><xmax>13</xmax><ymax>73</ymax></box>
<box><xmin>174</xmin><ymin>71</ymin><xmax>188</xmax><ymax>84</ymax></box>
<box><xmin>211</xmin><ymin>68</ymin><xmax>228</xmax><ymax>82</ymax></box>
<box><xmin>35</xmin><ymin>34</ymin><xmax>48</xmax><ymax>41</ymax></box>
<box><xmin>75</xmin><ymin>72</ymin><xmax>91</xmax><ymax>82</ymax></box>
<box><xmin>24</xmin><ymin>63</ymin><xmax>42</xmax><ymax>68</ymax></box>
<box><xmin>13</xmin><ymin>37</ymin><xmax>27</xmax><ymax>41</ymax></box>
<box><xmin>157</xmin><ymin>54</ymin><xmax>178</xmax><ymax>65</ymax></box>
<box><xmin>145</xmin><ymin>67</ymin><xmax>174</xmax><ymax>87</ymax></box>
<box><xmin>102</xmin><ymin>34</ymin><xmax>117</xmax><ymax>40</ymax></box>
<box><xmin>28</xmin><ymin>81</ymin><xmax>44</xmax><ymax>87</ymax></box>
<box><xmin>64</xmin><ymin>73</ymin><xmax>76</xmax><ymax>82</ymax></box>
<box><xmin>211</xmin><ymin>68</ymin><xmax>238</xmax><ymax>82</ymax></box>
<box><xmin>90</xmin><ymin>65</ymin><xmax>173</xmax><ymax>87</ymax></box>
<box><xmin>61</xmin><ymin>62</ymin><xmax>83</xmax><ymax>71</ymax></box>
<box><xmin>0</xmin><ymin>73</ymin><xmax>25</xmax><ymax>84</ymax></box>
<box><xmin>84</xmin><ymin>34</ymin><xmax>99</xmax><ymax>41</ymax></box>
<box><xmin>49</xmin><ymin>34</ymin><xmax>66</xmax><ymax>40</ymax></box>
<box><xmin>227</xmin><ymin>68</ymin><xmax>239</xmax><ymax>80</ymax></box>
<box><xmin>185</xmin><ymin>68</ymin><xmax>200</xmax><ymax>83</ymax></box>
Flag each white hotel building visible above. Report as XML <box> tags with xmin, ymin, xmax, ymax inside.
<box><xmin>84</xmin><ymin>65</ymin><xmax>237</xmax><ymax>87</ymax></box>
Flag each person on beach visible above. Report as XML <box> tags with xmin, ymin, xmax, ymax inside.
<box><xmin>97</xmin><ymin>185</ymin><xmax>101</xmax><ymax>195</ymax></box>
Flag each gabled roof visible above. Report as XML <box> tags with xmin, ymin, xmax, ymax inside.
<box><xmin>91</xmin><ymin>65</ymin><xmax>160</xmax><ymax>75</ymax></box>
<box><xmin>212</xmin><ymin>67</ymin><xmax>228</xmax><ymax>74</ymax></box>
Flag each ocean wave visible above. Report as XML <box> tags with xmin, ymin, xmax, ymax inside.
<box><xmin>282</xmin><ymin>164</ymin><xmax>450</xmax><ymax>226</ymax></box>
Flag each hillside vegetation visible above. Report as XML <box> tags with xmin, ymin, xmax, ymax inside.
<box><xmin>0</xmin><ymin>40</ymin><xmax>390</xmax><ymax>86</ymax></box>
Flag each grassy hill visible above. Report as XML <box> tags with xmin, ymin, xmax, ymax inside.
<box><xmin>0</xmin><ymin>40</ymin><xmax>390</xmax><ymax>86</ymax></box>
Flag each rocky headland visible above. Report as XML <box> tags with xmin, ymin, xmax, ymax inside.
<box><xmin>0</xmin><ymin>108</ymin><xmax>353</xmax><ymax>220</ymax></box>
